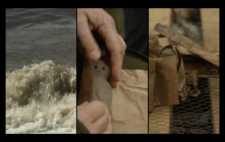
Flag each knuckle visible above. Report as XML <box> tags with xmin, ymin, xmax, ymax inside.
<box><xmin>100</xmin><ymin>101</ymin><xmax>106</xmax><ymax>108</ymax></box>
<box><xmin>108</xmin><ymin>16</ymin><xmax>115</xmax><ymax>25</ymax></box>
<box><xmin>123</xmin><ymin>42</ymin><xmax>127</xmax><ymax>50</ymax></box>
<box><xmin>118</xmin><ymin>35</ymin><xmax>127</xmax><ymax>50</ymax></box>
<box><xmin>104</xmin><ymin>15</ymin><xmax>115</xmax><ymax>27</ymax></box>
<box><xmin>93</xmin><ymin>100</ymin><xmax>106</xmax><ymax>109</ymax></box>
<box><xmin>119</xmin><ymin>49</ymin><xmax>126</xmax><ymax>57</ymax></box>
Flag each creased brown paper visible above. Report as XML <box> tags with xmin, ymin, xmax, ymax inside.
<box><xmin>149</xmin><ymin>36</ymin><xmax>200</xmax><ymax>110</ymax></box>
<box><xmin>149</xmin><ymin>58</ymin><xmax>156</xmax><ymax>112</ymax></box>
<box><xmin>149</xmin><ymin>36</ymin><xmax>161</xmax><ymax>58</ymax></box>
<box><xmin>149</xmin><ymin>42</ymin><xmax>180</xmax><ymax>107</ymax></box>
<box><xmin>112</xmin><ymin>69</ymin><xmax>148</xmax><ymax>134</ymax></box>
<box><xmin>154</xmin><ymin>52</ymin><xmax>179</xmax><ymax>106</ymax></box>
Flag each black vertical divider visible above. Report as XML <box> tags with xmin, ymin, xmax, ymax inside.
<box><xmin>147</xmin><ymin>8</ymin><xmax>150</xmax><ymax>134</ymax></box>
<box><xmin>75</xmin><ymin>8</ymin><xmax>78</xmax><ymax>134</ymax></box>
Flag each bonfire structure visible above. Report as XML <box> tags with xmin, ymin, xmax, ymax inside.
<box><xmin>148</xmin><ymin>8</ymin><xmax>219</xmax><ymax>134</ymax></box>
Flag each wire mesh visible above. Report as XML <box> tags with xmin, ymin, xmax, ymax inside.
<box><xmin>149</xmin><ymin>77</ymin><xmax>219</xmax><ymax>134</ymax></box>
<box><xmin>149</xmin><ymin>106</ymin><xmax>171</xmax><ymax>134</ymax></box>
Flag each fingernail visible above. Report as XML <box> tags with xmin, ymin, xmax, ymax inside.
<box><xmin>88</xmin><ymin>48</ymin><xmax>100</xmax><ymax>61</ymax></box>
<box><xmin>111</xmin><ymin>81</ymin><xmax>117</xmax><ymax>88</ymax></box>
<box><xmin>89</xmin><ymin>48</ymin><xmax>97</xmax><ymax>55</ymax></box>
<box><xmin>109</xmin><ymin>78</ymin><xmax>114</xmax><ymax>88</ymax></box>
<box><xmin>113</xmin><ymin>82</ymin><xmax>117</xmax><ymax>88</ymax></box>
<box><xmin>118</xmin><ymin>70</ymin><xmax>121</xmax><ymax>81</ymax></box>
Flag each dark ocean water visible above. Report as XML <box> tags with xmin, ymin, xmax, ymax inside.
<box><xmin>6</xmin><ymin>8</ymin><xmax>77</xmax><ymax>133</ymax></box>
<box><xmin>6</xmin><ymin>8</ymin><xmax>76</xmax><ymax>72</ymax></box>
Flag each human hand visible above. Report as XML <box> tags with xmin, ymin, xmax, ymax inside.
<box><xmin>77</xmin><ymin>8</ymin><xmax>126</xmax><ymax>88</ymax></box>
<box><xmin>77</xmin><ymin>101</ymin><xmax>112</xmax><ymax>134</ymax></box>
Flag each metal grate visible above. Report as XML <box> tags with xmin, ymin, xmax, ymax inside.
<box><xmin>149</xmin><ymin>78</ymin><xmax>219</xmax><ymax>134</ymax></box>
<box><xmin>172</xmin><ymin>78</ymin><xmax>220</xmax><ymax>134</ymax></box>
<box><xmin>149</xmin><ymin>105</ymin><xmax>171</xmax><ymax>134</ymax></box>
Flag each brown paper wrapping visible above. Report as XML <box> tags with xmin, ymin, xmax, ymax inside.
<box><xmin>149</xmin><ymin>38</ymin><xmax>180</xmax><ymax>107</ymax></box>
<box><xmin>149</xmin><ymin>36</ymin><xmax>200</xmax><ymax>111</ymax></box>
<box><xmin>78</xmin><ymin>53</ymin><xmax>148</xmax><ymax>134</ymax></box>
<box><xmin>112</xmin><ymin>69</ymin><xmax>148</xmax><ymax>134</ymax></box>
<box><xmin>154</xmin><ymin>53</ymin><xmax>179</xmax><ymax>105</ymax></box>
<box><xmin>78</xmin><ymin>54</ymin><xmax>93</xmax><ymax>105</ymax></box>
<box><xmin>186</xmin><ymin>71</ymin><xmax>200</xmax><ymax>97</ymax></box>
<box><xmin>149</xmin><ymin>36</ymin><xmax>161</xmax><ymax>58</ymax></box>
<box><xmin>149</xmin><ymin>58</ymin><xmax>156</xmax><ymax>112</ymax></box>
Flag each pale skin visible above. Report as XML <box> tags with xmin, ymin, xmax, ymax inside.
<box><xmin>77</xmin><ymin>8</ymin><xmax>126</xmax><ymax>88</ymax></box>
<box><xmin>77</xmin><ymin>101</ymin><xmax>112</xmax><ymax>134</ymax></box>
<box><xmin>77</xmin><ymin>8</ymin><xmax>126</xmax><ymax>134</ymax></box>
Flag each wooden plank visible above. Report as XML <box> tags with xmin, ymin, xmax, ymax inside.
<box><xmin>198</xmin><ymin>74</ymin><xmax>219</xmax><ymax>78</ymax></box>
<box><xmin>201</xmin><ymin>9</ymin><xmax>219</xmax><ymax>133</ymax></box>
<box><xmin>182</xmin><ymin>55</ymin><xmax>219</xmax><ymax>75</ymax></box>
<box><xmin>149</xmin><ymin>106</ymin><xmax>170</xmax><ymax>134</ymax></box>
<box><xmin>154</xmin><ymin>23</ymin><xmax>219</xmax><ymax>67</ymax></box>
<box><xmin>177</xmin><ymin>45</ymin><xmax>219</xmax><ymax>56</ymax></box>
<box><xmin>200</xmin><ymin>9</ymin><xmax>219</xmax><ymax>53</ymax></box>
<box><xmin>154</xmin><ymin>33</ymin><xmax>219</xmax><ymax>56</ymax></box>
<box><xmin>149</xmin><ymin>8</ymin><xmax>172</xmax><ymax>47</ymax></box>
<box><xmin>208</xmin><ymin>78</ymin><xmax>219</xmax><ymax>134</ymax></box>
<box><xmin>149</xmin><ymin>8</ymin><xmax>172</xmax><ymax>134</ymax></box>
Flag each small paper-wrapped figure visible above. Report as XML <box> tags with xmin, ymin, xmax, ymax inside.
<box><xmin>91</xmin><ymin>60</ymin><xmax>113</xmax><ymax>119</ymax></box>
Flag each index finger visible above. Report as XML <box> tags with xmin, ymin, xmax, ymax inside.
<box><xmin>96</xmin><ymin>20</ymin><xmax>126</xmax><ymax>87</ymax></box>
<box><xmin>84</xmin><ymin>9</ymin><xmax>126</xmax><ymax>87</ymax></box>
<box><xmin>107</xmin><ymin>34</ymin><xmax>126</xmax><ymax>88</ymax></box>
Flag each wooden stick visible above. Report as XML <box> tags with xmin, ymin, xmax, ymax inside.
<box><xmin>154</xmin><ymin>23</ymin><xmax>219</xmax><ymax>67</ymax></box>
<box><xmin>153</xmin><ymin>31</ymin><xmax>186</xmax><ymax>38</ymax></box>
<box><xmin>198</xmin><ymin>74</ymin><xmax>219</xmax><ymax>78</ymax></box>
<box><xmin>176</xmin><ymin>45</ymin><xmax>219</xmax><ymax>56</ymax></box>
<box><xmin>182</xmin><ymin>56</ymin><xmax>219</xmax><ymax>75</ymax></box>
